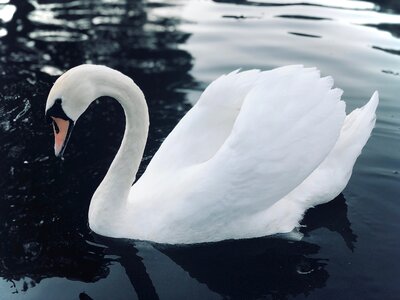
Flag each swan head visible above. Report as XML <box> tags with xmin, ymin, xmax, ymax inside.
<box><xmin>45</xmin><ymin>65</ymin><xmax>99</xmax><ymax>157</ymax></box>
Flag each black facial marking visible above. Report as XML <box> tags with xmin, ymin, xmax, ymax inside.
<box><xmin>46</xmin><ymin>98</ymin><xmax>72</xmax><ymax>123</ymax></box>
<box><xmin>53</xmin><ymin>121</ymin><xmax>60</xmax><ymax>134</ymax></box>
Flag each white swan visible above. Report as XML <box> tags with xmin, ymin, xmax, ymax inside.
<box><xmin>45</xmin><ymin>64</ymin><xmax>378</xmax><ymax>244</ymax></box>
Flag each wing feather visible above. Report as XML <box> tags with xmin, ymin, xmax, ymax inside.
<box><xmin>133</xmin><ymin>66</ymin><xmax>347</xmax><ymax>243</ymax></box>
<box><xmin>191</xmin><ymin>67</ymin><xmax>346</xmax><ymax>224</ymax></box>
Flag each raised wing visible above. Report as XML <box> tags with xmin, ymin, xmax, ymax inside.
<box><xmin>143</xmin><ymin>65</ymin><xmax>305</xmax><ymax>175</ymax></box>
<box><xmin>183</xmin><ymin>67</ymin><xmax>346</xmax><ymax>240</ymax></box>
<box><xmin>132</xmin><ymin>66</ymin><xmax>346</xmax><ymax>243</ymax></box>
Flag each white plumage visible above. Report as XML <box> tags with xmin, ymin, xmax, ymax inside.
<box><xmin>45</xmin><ymin>64</ymin><xmax>378</xmax><ymax>244</ymax></box>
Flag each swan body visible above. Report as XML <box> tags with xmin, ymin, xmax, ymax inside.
<box><xmin>45</xmin><ymin>64</ymin><xmax>378</xmax><ymax>244</ymax></box>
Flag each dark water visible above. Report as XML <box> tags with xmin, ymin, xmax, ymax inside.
<box><xmin>0</xmin><ymin>0</ymin><xmax>399</xmax><ymax>299</ymax></box>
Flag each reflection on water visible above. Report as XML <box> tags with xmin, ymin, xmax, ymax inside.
<box><xmin>300</xmin><ymin>195</ymin><xmax>357</xmax><ymax>251</ymax></box>
<box><xmin>92</xmin><ymin>196</ymin><xmax>354</xmax><ymax>300</ymax></box>
<box><xmin>157</xmin><ymin>238</ymin><xmax>328</xmax><ymax>299</ymax></box>
<box><xmin>0</xmin><ymin>0</ymin><xmax>399</xmax><ymax>299</ymax></box>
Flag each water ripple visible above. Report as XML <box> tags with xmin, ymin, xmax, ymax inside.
<box><xmin>0</xmin><ymin>0</ymin><xmax>399</xmax><ymax>298</ymax></box>
<box><xmin>29</xmin><ymin>30</ymin><xmax>88</xmax><ymax>42</ymax></box>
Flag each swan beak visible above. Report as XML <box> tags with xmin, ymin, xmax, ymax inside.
<box><xmin>51</xmin><ymin>117</ymin><xmax>73</xmax><ymax>157</ymax></box>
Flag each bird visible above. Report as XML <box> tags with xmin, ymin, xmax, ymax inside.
<box><xmin>45</xmin><ymin>64</ymin><xmax>378</xmax><ymax>244</ymax></box>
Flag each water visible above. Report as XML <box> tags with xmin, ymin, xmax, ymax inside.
<box><xmin>0</xmin><ymin>0</ymin><xmax>399</xmax><ymax>299</ymax></box>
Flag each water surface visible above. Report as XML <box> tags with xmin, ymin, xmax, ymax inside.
<box><xmin>0</xmin><ymin>0</ymin><xmax>399</xmax><ymax>299</ymax></box>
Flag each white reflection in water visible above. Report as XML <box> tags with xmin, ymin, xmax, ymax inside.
<box><xmin>92</xmin><ymin>16</ymin><xmax>123</xmax><ymax>25</ymax></box>
<box><xmin>29</xmin><ymin>30</ymin><xmax>89</xmax><ymax>42</ymax></box>
<box><xmin>0</xmin><ymin>4</ymin><xmax>15</xmax><ymax>23</ymax></box>
<box><xmin>28</xmin><ymin>0</ymin><xmax>131</xmax><ymax>31</ymax></box>
<box><xmin>251</xmin><ymin>0</ymin><xmax>375</xmax><ymax>10</ymax></box>
<box><xmin>0</xmin><ymin>27</ymin><xmax>7</xmax><ymax>38</ymax></box>
<box><xmin>40</xmin><ymin>66</ymin><xmax>64</xmax><ymax>76</ymax></box>
<box><xmin>180</xmin><ymin>1</ymin><xmax>400</xmax><ymax>25</ymax></box>
<box><xmin>178</xmin><ymin>0</ymin><xmax>400</xmax><ymax>90</ymax></box>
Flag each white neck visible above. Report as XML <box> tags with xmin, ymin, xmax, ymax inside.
<box><xmin>83</xmin><ymin>67</ymin><xmax>149</xmax><ymax>235</ymax></box>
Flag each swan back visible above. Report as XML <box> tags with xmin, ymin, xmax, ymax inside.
<box><xmin>129</xmin><ymin>66</ymin><xmax>347</xmax><ymax>243</ymax></box>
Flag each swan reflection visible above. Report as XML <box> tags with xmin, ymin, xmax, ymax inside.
<box><xmin>88</xmin><ymin>195</ymin><xmax>353</xmax><ymax>300</ymax></box>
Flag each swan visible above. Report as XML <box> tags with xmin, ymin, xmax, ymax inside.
<box><xmin>45</xmin><ymin>64</ymin><xmax>378</xmax><ymax>244</ymax></box>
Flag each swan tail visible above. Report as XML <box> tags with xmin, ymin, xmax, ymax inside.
<box><xmin>287</xmin><ymin>91</ymin><xmax>379</xmax><ymax>209</ymax></box>
<box><xmin>250</xmin><ymin>91</ymin><xmax>379</xmax><ymax>236</ymax></box>
<box><xmin>331</xmin><ymin>91</ymin><xmax>379</xmax><ymax>170</ymax></box>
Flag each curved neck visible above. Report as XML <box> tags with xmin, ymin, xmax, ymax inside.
<box><xmin>87</xmin><ymin>68</ymin><xmax>149</xmax><ymax>234</ymax></box>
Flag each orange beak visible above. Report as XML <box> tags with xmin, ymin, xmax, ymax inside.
<box><xmin>51</xmin><ymin>116</ymin><xmax>73</xmax><ymax>157</ymax></box>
